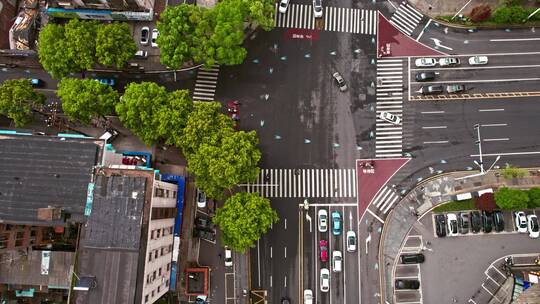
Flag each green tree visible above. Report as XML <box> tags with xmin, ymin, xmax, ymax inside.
<box><xmin>116</xmin><ymin>82</ymin><xmax>193</xmax><ymax>145</ymax></box>
<box><xmin>494</xmin><ymin>187</ymin><xmax>529</xmax><ymax>210</ymax></box>
<box><xmin>188</xmin><ymin>130</ymin><xmax>261</xmax><ymax>199</ymax></box>
<box><xmin>492</xmin><ymin>6</ymin><xmax>528</xmax><ymax>24</ymax></box>
<box><xmin>238</xmin><ymin>0</ymin><xmax>275</xmax><ymax>31</ymax></box>
<box><xmin>0</xmin><ymin>79</ymin><xmax>45</xmax><ymax>126</ymax></box>
<box><xmin>179</xmin><ymin>102</ymin><xmax>234</xmax><ymax>157</ymax></box>
<box><xmin>38</xmin><ymin>24</ymin><xmax>77</xmax><ymax>78</ymax></box>
<box><xmin>527</xmin><ymin>187</ymin><xmax>540</xmax><ymax>208</ymax></box>
<box><xmin>213</xmin><ymin>192</ymin><xmax>278</xmax><ymax>252</ymax></box>
<box><xmin>64</xmin><ymin>19</ymin><xmax>98</xmax><ymax>71</ymax></box>
<box><xmin>57</xmin><ymin>78</ymin><xmax>119</xmax><ymax>124</ymax></box>
<box><xmin>96</xmin><ymin>22</ymin><xmax>137</xmax><ymax>69</ymax></box>
<box><xmin>211</xmin><ymin>1</ymin><xmax>248</xmax><ymax>65</ymax></box>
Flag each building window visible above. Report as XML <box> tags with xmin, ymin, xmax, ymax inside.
<box><xmin>15</xmin><ymin>239</ymin><xmax>23</xmax><ymax>247</ymax></box>
<box><xmin>155</xmin><ymin>251</ymin><xmax>158</xmax><ymax>259</ymax></box>
<box><xmin>169</xmin><ymin>244</ymin><xmax>173</xmax><ymax>252</ymax></box>
<box><xmin>154</xmin><ymin>188</ymin><xmax>164</xmax><ymax>197</ymax></box>
<box><xmin>158</xmin><ymin>267</ymin><xmax>162</xmax><ymax>276</ymax></box>
<box><xmin>145</xmin><ymin>295</ymin><xmax>149</xmax><ymax>303</ymax></box>
<box><xmin>166</xmin><ymin>189</ymin><xmax>170</xmax><ymax>197</ymax></box>
<box><xmin>156</xmin><ymin>229</ymin><xmax>161</xmax><ymax>238</ymax></box>
<box><xmin>149</xmin><ymin>252</ymin><xmax>152</xmax><ymax>262</ymax></box>
<box><xmin>160</xmin><ymin>247</ymin><xmax>164</xmax><ymax>256</ymax></box>
<box><xmin>166</xmin><ymin>279</ymin><xmax>169</xmax><ymax>287</ymax></box>
<box><xmin>166</xmin><ymin>263</ymin><xmax>170</xmax><ymax>271</ymax></box>
<box><xmin>151</xmin><ymin>290</ymin><xmax>154</xmax><ymax>297</ymax></box>
<box><xmin>158</xmin><ymin>286</ymin><xmax>161</xmax><ymax>293</ymax></box>
<box><xmin>147</xmin><ymin>274</ymin><xmax>150</xmax><ymax>284</ymax></box>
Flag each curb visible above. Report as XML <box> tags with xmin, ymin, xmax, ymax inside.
<box><xmin>431</xmin><ymin>17</ymin><xmax>540</xmax><ymax>30</ymax></box>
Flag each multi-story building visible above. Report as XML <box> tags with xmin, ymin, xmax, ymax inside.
<box><xmin>46</xmin><ymin>0</ymin><xmax>154</xmax><ymax>21</ymax></box>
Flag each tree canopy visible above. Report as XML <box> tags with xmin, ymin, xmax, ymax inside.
<box><xmin>96</xmin><ymin>22</ymin><xmax>137</xmax><ymax>69</ymax></box>
<box><xmin>527</xmin><ymin>187</ymin><xmax>540</xmax><ymax>208</ymax></box>
<box><xmin>64</xmin><ymin>19</ymin><xmax>98</xmax><ymax>71</ymax></box>
<box><xmin>116</xmin><ymin>82</ymin><xmax>193</xmax><ymax>145</ymax></box>
<box><xmin>0</xmin><ymin>79</ymin><xmax>45</xmax><ymax>126</ymax></box>
<box><xmin>38</xmin><ymin>23</ymin><xmax>79</xmax><ymax>78</ymax></box>
<box><xmin>57</xmin><ymin>78</ymin><xmax>119</xmax><ymax>124</ymax></box>
<box><xmin>213</xmin><ymin>192</ymin><xmax>278</xmax><ymax>252</ymax></box>
<box><xmin>494</xmin><ymin>187</ymin><xmax>529</xmax><ymax>210</ymax></box>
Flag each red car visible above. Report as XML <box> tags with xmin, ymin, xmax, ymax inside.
<box><xmin>319</xmin><ymin>240</ymin><xmax>328</xmax><ymax>262</ymax></box>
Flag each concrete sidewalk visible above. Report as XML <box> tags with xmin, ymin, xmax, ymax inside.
<box><xmin>380</xmin><ymin>169</ymin><xmax>540</xmax><ymax>303</ymax></box>
<box><xmin>407</xmin><ymin>0</ymin><xmax>501</xmax><ymax>18</ymax></box>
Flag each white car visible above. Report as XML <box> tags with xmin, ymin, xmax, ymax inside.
<box><xmin>332</xmin><ymin>251</ymin><xmax>342</xmax><ymax>272</ymax></box>
<box><xmin>303</xmin><ymin>289</ymin><xmax>313</xmax><ymax>304</ymax></box>
<box><xmin>514</xmin><ymin>211</ymin><xmax>528</xmax><ymax>233</ymax></box>
<box><xmin>279</xmin><ymin>0</ymin><xmax>289</xmax><ymax>13</ymax></box>
<box><xmin>197</xmin><ymin>189</ymin><xmax>206</xmax><ymax>208</ymax></box>
<box><xmin>379</xmin><ymin>111</ymin><xmax>401</xmax><ymax>125</ymax></box>
<box><xmin>527</xmin><ymin>214</ymin><xmax>539</xmax><ymax>238</ymax></box>
<box><xmin>439</xmin><ymin>57</ymin><xmax>460</xmax><ymax>67</ymax></box>
<box><xmin>318</xmin><ymin>209</ymin><xmax>328</xmax><ymax>232</ymax></box>
<box><xmin>224</xmin><ymin>247</ymin><xmax>233</xmax><ymax>267</ymax></box>
<box><xmin>320</xmin><ymin>268</ymin><xmax>330</xmax><ymax>292</ymax></box>
<box><xmin>415</xmin><ymin>57</ymin><xmax>437</xmax><ymax>67</ymax></box>
<box><xmin>140</xmin><ymin>27</ymin><xmax>150</xmax><ymax>46</ymax></box>
<box><xmin>151</xmin><ymin>29</ymin><xmax>159</xmax><ymax>48</ymax></box>
<box><xmin>346</xmin><ymin>230</ymin><xmax>357</xmax><ymax>252</ymax></box>
<box><xmin>468</xmin><ymin>55</ymin><xmax>488</xmax><ymax>66</ymax></box>
<box><xmin>313</xmin><ymin>0</ymin><xmax>323</xmax><ymax>18</ymax></box>
<box><xmin>447</xmin><ymin>213</ymin><xmax>458</xmax><ymax>236</ymax></box>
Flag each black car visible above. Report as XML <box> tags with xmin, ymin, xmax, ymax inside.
<box><xmin>395</xmin><ymin>279</ymin><xmax>420</xmax><ymax>290</ymax></box>
<box><xmin>415</xmin><ymin>71</ymin><xmax>436</xmax><ymax>82</ymax></box>
<box><xmin>482</xmin><ymin>211</ymin><xmax>493</xmax><ymax>233</ymax></box>
<box><xmin>420</xmin><ymin>85</ymin><xmax>444</xmax><ymax>95</ymax></box>
<box><xmin>400</xmin><ymin>253</ymin><xmax>425</xmax><ymax>264</ymax></box>
<box><xmin>493</xmin><ymin>210</ymin><xmax>505</xmax><ymax>232</ymax></box>
<box><xmin>470</xmin><ymin>211</ymin><xmax>482</xmax><ymax>233</ymax></box>
<box><xmin>435</xmin><ymin>214</ymin><xmax>447</xmax><ymax>237</ymax></box>
<box><xmin>193</xmin><ymin>228</ymin><xmax>216</xmax><ymax>242</ymax></box>
<box><xmin>458</xmin><ymin>212</ymin><xmax>470</xmax><ymax>234</ymax></box>
<box><xmin>195</xmin><ymin>216</ymin><xmax>215</xmax><ymax>231</ymax></box>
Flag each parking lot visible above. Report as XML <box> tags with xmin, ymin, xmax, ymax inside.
<box><xmin>393</xmin><ymin>208</ymin><xmax>540</xmax><ymax>304</ymax></box>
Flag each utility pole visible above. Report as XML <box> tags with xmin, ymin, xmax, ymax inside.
<box><xmin>474</xmin><ymin>124</ymin><xmax>484</xmax><ymax>174</ymax></box>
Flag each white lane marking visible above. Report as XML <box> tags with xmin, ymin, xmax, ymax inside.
<box><xmin>479</xmin><ymin>108</ymin><xmax>504</xmax><ymax>112</ymax></box>
<box><xmin>413</xmin><ymin>77</ymin><xmax>540</xmax><ymax>84</ymax></box>
<box><xmin>284</xmin><ymin>246</ymin><xmax>287</xmax><ymax>259</ymax></box>
<box><xmin>470</xmin><ymin>151</ymin><xmax>540</xmax><ymax>157</ymax></box>
<box><xmin>366</xmin><ymin>208</ymin><xmax>385</xmax><ymax>223</ymax></box>
<box><xmin>490</xmin><ymin>37</ymin><xmax>540</xmax><ymax>42</ymax></box>
<box><xmin>420</xmin><ymin>111</ymin><xmax>445</xmax><ymax>114</ymax></box>
<box><xmin>484</xmin><ymin>138</ymin><xmax>510</xmax><ymax>142</ymax></box>
<box><xmin>416</xmin><ymin>19</ymin><xmax>432</xmax><ymax>41</ymax></box>
<box><xmin>423</xmin><ymin>140</ymin><xmax>449</xmax><ymax>144</ymax></box>
<box><xmin>270</xmin><ymin>246</ymin><xmax>273</xmax><ymax>259</ymax></box>
<box><xmin>284</xmin><ymin>218</ymin><xmax>287</xmax><ymax>230</ymax></box>
<box><xmin>481</xmin><ymin>123</ymin><xmax>507</xmax><ymax>127</ymax></box>
<box><xmin>284</xmin><ymin>275</ymin><xmax>287</xmax><ymax>287</ymax></box>
<box><xmin>257</xmin><ymin>239</ymin><xmax>261</xmax><ymax>286</ymax></box>
<box><xmin>270</xmin><ymin>275</ymin><xmax>272</xmax><ymax>287</ymax></box>
<box><xmin>422</xmin><ymin>126</ymin><xmax>447</xmax><ymax>129</ymax></box>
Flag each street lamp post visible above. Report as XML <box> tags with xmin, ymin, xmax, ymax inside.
<box><xmin>455</xmin><ymin>124</ymin><xmax>501</xmax><ymax>180</ymax></box>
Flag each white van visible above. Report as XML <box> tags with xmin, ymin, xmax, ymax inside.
<box><xmin>134</xmin><ymin>50</ymin><xmax>148</xmax><ymax>59</ymax></box>
<box><xmin>332</xmin><ymin>251</ymin><xmax>342</xmax><ymax>272</ymax></box>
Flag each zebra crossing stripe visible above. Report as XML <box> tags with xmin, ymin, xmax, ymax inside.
<box><xmin>390</xmin><ymin>2</ymin><xmax>424</xmax><ymax>36</ymax></box>
<box><xmin>193</xmin><ymin>65</ymin><xmax>220</xmax><ymax>101</ymax></box>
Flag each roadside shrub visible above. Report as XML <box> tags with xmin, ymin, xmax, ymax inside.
<box><xmin>470</xmin><ymin>4</ymin><xmax>492</xmax><ymax>22</ymax></box>
<box><xmin>491</xmin><ymin>6</ymin><xmax>528</xmax><ymax>24</ymax></box>
<box><xmin>501</xmin><ymin>164</ymin><xmax>527</xmax><ymax>179</ymax></box>
<box><xmin>527</xmin><ymin>187</ymin><xmax>540</xmax><ymax>208</ymax></box>
<box><xmin>475</xmin><ymin>193</ymin><xmax>497</xmax><ymax>211</ymax></box>
<box><xmin>494</xmin><ymin>187</ymin><xmax>529</xmax><ymax>210</ymax></box>
<box><xmin>504</xmin><ymin>0</ymin><xmax>523</xmax><ymax>6</ymax></box>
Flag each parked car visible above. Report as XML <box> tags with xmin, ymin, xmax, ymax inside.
<box><xmin>482</xmin><ymin>211</ymin><xmax>493</xmax><ymax>233</ymax></box>
<box><xmin>346</xmin><ymin>230</ymin><xmax>357</xmax><ymax>252</ymax></box>
<box><xmin>469</xmin><ymin>55</ymin><xmax>488</xmax><ymax>66</ymax></box>
<box><xmin>457</xmin><ymin>212</ymin><xmax>470</xmax><ymax>234</ymax></box>
<box><xmin>303</xmin><ymin>289</ymin><xmax>313</xmax><ymax>304</ymax></box>
<box><xmin>420</xmin><ymin>85</ymin><xmax>444</xmax><ymax>95</ymax></box>
<box><xmin>151</xmin><ymin>29</ymin><xmax>159</xmax><ymax>48</ymax></box>
<box><xmin>435</xmin><ymin>214</ymin><xmax>447</xmax><ymax>237</ymax></box>
<box><xmin>224</xmin><ymin>247</ymin><xmax>233</xmax><ymax>267</ymax></box>
<box><xmin>527</xmin><ymin>214</ymin><xmax>539</xmax><ymax>238</ymax></box>
<box><xmin>446</xmin><ymin>84</ymin><xmax>465</xmax><ymax>94</ymax></box>
<box><xmin>492</xmin><ymin>210</ymin><xmax>504</xmax><ymax>232</ymax></box>
<box><xmin>135</xmin><ymin>50</ymin><xmax>148</xmax><ymax>59</ymax></box>
<box><xmin>281</xmin><ymin>297</ymin><xmax>291</xmax><ymax>304</ymax></box>
<box><xmin>193</xmin><ymin>229</ymin><xmax>216</xmax><ymax>242</ymax></box>
<box><xmin>379</xmin><ymin>111</ymin><xmax>401</xmax><ymax>125</ymax></box>
<box><xmin>470</xmin><ymin>211</ymin><xmax>482</xmax><ymax>233</ymax></box>
<box><xmin>331</xmin><ymin>211</ymin><xmax>342</xmax><ymax>236</ymax></box>
<box><xmin>415</xmin><ymin>57</ymin><xmax>437</xmax><ymax>67</ymax></box>
<box><xmin>197</xmin><ymin>189</ymin><xmax>207</xmax><ymax>208</ymax></box>
<box><xmin>96</xmin><ymin>78</ymin><xmax>116</xmax><ymax>86</ymax></box>
<box><xmin>313</xmin><ymin>0</ymin><xmax>323</xmax><ymax>18</ymax></box>
<box><xmin>400</xmin><ymin>253</ymin><xmax>425</xmax><ymax>264</ymax></box>
<box><xmin>395</xmin><ymin>279</ymin><xmax>420</xmax><ymax>290</ymax></box>
<box><xmin>439</xmin><ymin>57</ymin><xmax>460</xmax><ymax>67</ymax></box>
<box><xmin>318</xmin><ymin>209</ymin><xmax>328</xmax><ymax>232</ymax></box>
<box><xmin>278</xmin><ymin>0</ymin><xmax>290</xmax><ymax>13</ymax></box>
<box><xmin>140</xmin><ymin>26</ymin><xmax>150</xmax><ymax>45</ymax></box>
<box><xmin>30</xmin><ymin>78</ymin><xmax>43</xmax><ymax>87</ymax></box>
<box><xmin>514</xmin><ymin>211</ymin><xmax>528</xmax><ymax>233</ymax></box>
<box><xmin>415</xmin><ymin>71</ymin><xmax>436</xmax><ymax>82</ymax></box>
<box><xmin>195</xmin><ymin>216</ymin><xmax>214</xmax><ymax>230</ymax></box>
<box><xmin>447</xmin><ymin>213</ymin><xmax>458</xmax><ymax>236</ymax></box>
<box><xmin>332</xmin><ymin>72</ymin><xmax>348</xmax><ymax>92</ymax></box>
<box><xmin>320</xmin><ymin>268</ymin><xmax>330</xmax><ymax>292</ymax></box>
<box><xmin>332</xmin><ymin>251</ymin><xmax>342</xmax><ymax>272</ymax></box>
<box><xmin>319</xmin><ymin>240</ymin><xmax>328</xmax><ymax>262</ymax></box>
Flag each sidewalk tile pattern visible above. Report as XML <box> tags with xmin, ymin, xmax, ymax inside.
<box><xmin>193</xmin><ymin>64</ymin><xmax>220</xmax><ymax>101</ymax></box>
<box><xmin>245</xmin><ymin>168</ymin><xmax>357</xmax><ymax>198</ymax></box>
<box><xmin>389</xmin><ymin>1</ymin><xmax>424</xmax><ymax>36</ymax></box>
<box><xmin>274</xmin><ymin>4</ymin><xmax>378</xmax><ymax>35</ymax></box>
<box><xmin>376</xmin><ymin>59</ymin><xmax>404</xmax><ymax>158</ymax></box>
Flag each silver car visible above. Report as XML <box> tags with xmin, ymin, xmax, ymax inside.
<box><xmin>313</xmin><ymin>0</ymin><xmax>323</xmax><ymax>18</ymax></box>
<box><xmin>468</xmin><ymin>55</ymin><xmax>488</xmax><ymax>65</ymax></box>
<box><xmin>379</xmin><ymin>111</ymin><xmax>401</xmax><ymax>125</ymax></box>
<box><xmin>332</xmin><ymin>72</ymin><xmax>348</xmax><ymax>92</ymax></box>
<box><xmin>414</xmin><ymin>57</ymin><xmax>437</xmax><ymax>67</ymax></box>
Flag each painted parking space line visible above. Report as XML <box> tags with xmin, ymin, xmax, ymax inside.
<box><xmin>420</xmin><ymin>111</ymin><xmax>445</xmax><ymax>114</ymax></box>
<box><xmin>470</xmin><ymin>151</ymin><xmax>540</xmax><ymax>157</ymax></box>
<box><xmin>479</xmin><ymin>108</ymin><xmax>504</xmax><ymax>112</ymax></box>
<box><xmin>481</xmin><ymin>123</ymin><xmax>507</xmax><ymax>127</ymax></box>
<box><xmin>423</xmin><ymin>140</ymin><xmax>449</xmax><ymax>144</ymax></box>
<box><xmin>483</xmin><ymin>138</ymin><xmax>509</xmax><ymax>142</ymax></box>
<box><xmin>421</xmin><ymin>126</ymin><xmax>447</xmax><ymax>129</ymax></box>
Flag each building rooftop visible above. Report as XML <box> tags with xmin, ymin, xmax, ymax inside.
<box><xmin>0</xmin><ymin>134</ymin><xmax>102</xmax><ymax>226</ymax></box>
<box><xmin>75</xmin><ymin>169</ymin><xmax>153</xmax><ymax>304</ymax></box>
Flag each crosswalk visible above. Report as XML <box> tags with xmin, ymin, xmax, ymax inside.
<box><xmin>389</xmin><ymin>1</ymin><xmax>424</xmax><ymax>36</ymax></box>
<box><xmin>274</xmin><ymin>4</ymin><xmax>377</xmax><ymax>35</ymax></box>
<box><xmin>245</xmin><ymin>169</ymin><xmax>357</xmax><ymax>198</ymax></box>
<box><xmin>376</xmin><ymin>59</ymin><xmax>404</xmax><ymax>158</ymax></box>
<box><xmin>192</xmin><ymin>65</ymin><xmax>220</xmax><ymax>101</ymax></box>
<box><xmin>371</xmin><ymin>186</ymin><xmax>400</xmax><ymax>214</ymax></box>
